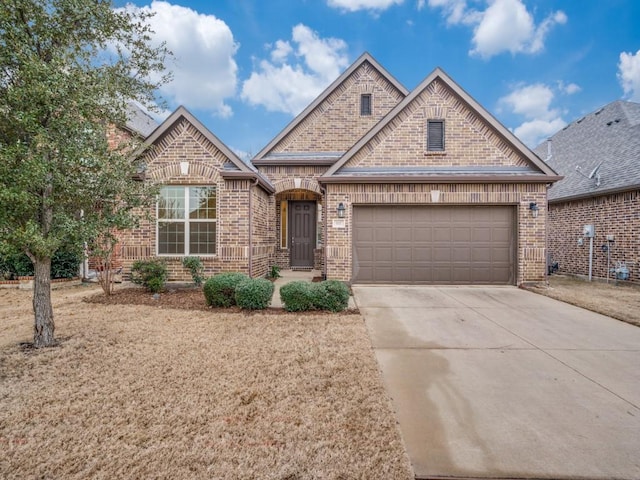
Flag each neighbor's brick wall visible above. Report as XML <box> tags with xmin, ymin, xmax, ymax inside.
<box><xmin>118</xmin><ymin>117</ymin><xmax>266</xmax><ymax>281</ymax></box>
<box><xmin>325</xmin><ymin>183</ymin><xmax>548</xmax><ymax>285</ymax></box>
<box><xmin>342</xmin><ymin>79</ymin><xmax>530</xmax><ymax>170</ymax></box>
<box><xmin>270</xmin><ymin>61</ymin><xmax>405</xmax><ymax>153</ymax></box>
<box><xmin>548</xmin><ymin>190</ymin><xmax>640</xmax><ymax>281</ymax></box>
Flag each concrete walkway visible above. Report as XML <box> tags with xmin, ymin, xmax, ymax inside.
<box><xmin>354</xmin><ymin>285</ymin><xmax>640</xmax><ymax>480</ymax></box>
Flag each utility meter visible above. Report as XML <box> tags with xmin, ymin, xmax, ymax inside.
<box><xmin>583</xmin><ymin>224</ymin><xmax>595</xmax><ymax>238</ymax></box>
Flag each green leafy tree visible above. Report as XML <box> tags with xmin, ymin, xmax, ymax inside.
<box><xmin>0</xmin><ymin>0</ymin><xmax>170</xmax><ymax>347</ymax></box>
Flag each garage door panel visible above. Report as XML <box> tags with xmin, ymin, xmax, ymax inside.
<box><xmin>354</xmin><ymin>205</ymin><xmax>515</xmax><ymax>285</ymax></box>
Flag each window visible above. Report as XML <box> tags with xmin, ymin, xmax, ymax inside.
<box><xmin>157</xmin><ymin>186</ymin><xmax>216</xmax><ymax>255</ymax></box>
<box><xmin>427</xmin><ymin>119</ymin><xmax>445</xmax><ymax>151</ymax></box>
<box><xmin>360</xmin><ymin>94</ymin><xmax>372</xmax><ymax>116</ymax></box>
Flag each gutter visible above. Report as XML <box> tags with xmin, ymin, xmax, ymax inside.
<box><xmin>318</xmin><ymin>174</ymin><xmax>564</xmax><ymax>184</ymax></box>
<box><xmin>548</xmin><ymin>185</ymin><xmax>640</xmax><ymax>204</ymax></box>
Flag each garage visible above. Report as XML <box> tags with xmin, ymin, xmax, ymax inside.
<box><xmin>353</xmin><ymin>205</ymin><xmax>516</xmax><ymax>284</ymax></box>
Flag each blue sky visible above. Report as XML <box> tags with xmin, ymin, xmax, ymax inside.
<box><xmin>114</xmin><ymin>0</ymin><xmax>640</xmax><ymax>158</ymax></box>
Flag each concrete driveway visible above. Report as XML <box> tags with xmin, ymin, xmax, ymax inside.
<box><xmin>354</xmin><ymin>286</ymin><xmax>640</xmax><ymax>480</ymax></box>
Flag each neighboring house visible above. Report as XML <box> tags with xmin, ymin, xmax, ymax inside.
<box><xmin>122</xmin><ymin>53</ymin><xmax>560</xmax><ymax>285</ymax></box>
<box><xmin>534</xmin><ymin>100</ymin><xmax>640</xmax><ymax>282</ymax></box>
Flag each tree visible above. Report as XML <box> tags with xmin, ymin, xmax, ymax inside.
<box><xmin>0</xmin><ymin>0</ymin><xmax>170</xmax><ymax>347</ymax></box>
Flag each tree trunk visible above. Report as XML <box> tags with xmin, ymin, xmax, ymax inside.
<box><xmin>33</xmin><ymin>257</ymin><xmax>55</xmax><ymax>348</ymax></box>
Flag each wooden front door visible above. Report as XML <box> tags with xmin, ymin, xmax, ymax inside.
<box><xmin>289</xmin><ymin>201</ymin><xmax>316</xmax><ymax>268</ymax></box>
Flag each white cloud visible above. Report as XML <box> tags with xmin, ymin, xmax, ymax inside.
<box><xmin>417</xmin><ymin>0</ymin><xmax>426</xmax><ymax>10</ymax></box>
<box><xmin>327</xmin><ymin>0</ymin><xmax>404</xmax><ymax>12</ymax></box>
<box><xmin>618</xmin><ymin>49</ymin><xmax>640</xmax><ymax>101</ymax></box>
<box><xmin>241</xmin><ymin>25</ymin><xmax>349</xmax><ymax>115</ymax></box>
<box><xmin>428</xmin><ymin>0</ymin><xmax>567</xmax><ymax>58</ymax></box>
<box><xmin>499</xmin><ymin>83</ymin><xmax>567</xmax><ymax>147</ymax></box>
<box><xmin>558</xmin><ymin>81</ymin><xmax>581</xmax><ymax>95</ymax></box>
<box><xmin>124</xmin><ymin>1</ymin><xmax>238</xmax><ymax>118</ymax></box>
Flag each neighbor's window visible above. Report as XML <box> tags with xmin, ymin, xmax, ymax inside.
<box><xmin>360</xmin><ymin>94</ymin><xmax>372</xmax><ymax>116</ymax></box>
<box><xmin>280</xmin><ymin>200</ymin><xmax>288</xmax><ymax>248</ymax></box>
<box><xmin>427</xmin><ymin>119</ymin><xmax>445</xmax><ymax>151</ymax></box>
<box><xmin>157</xmin><ymin>186</ymin><xmax>217</xmax><ymax>255</ymax></box>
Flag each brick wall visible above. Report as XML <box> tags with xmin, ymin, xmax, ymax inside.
<box><xmin>343</xmin><ymin>79</ymin><xmax>530</xmax><ymax>170</ymax></box>
<box><xmin>270</xmin><ymin>61</ymin><xmax>405</xmax><ymax>153</ymax></box>
<box><xmin>548</xmin><ymin>190</ymin><xmax>640</xmax><ymax>282</ymax></box>
<box><xmin>118</xmin><ymin>117</ymin><xmax>267</xmax><ymax>281</ymax></box>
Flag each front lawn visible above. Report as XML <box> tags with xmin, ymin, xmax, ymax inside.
<box><xmin>0</xmin><ymin>286</ymin><xmax>412</xmax><ymax>479</ymax></box>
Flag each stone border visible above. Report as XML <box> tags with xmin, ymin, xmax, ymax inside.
<box><xmin>0</xmin><ymin>277</ymin><xmax>82</xmax><ymax>290</ymax></box>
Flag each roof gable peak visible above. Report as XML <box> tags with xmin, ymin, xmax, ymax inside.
<box><xmin>252</xmin><ymin>52</ymin><xmax>408</xmax><ymax>160</ymax></box>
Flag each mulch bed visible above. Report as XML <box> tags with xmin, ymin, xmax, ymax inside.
<box><xmin>85</xmin><ymin>285</ymin><xmax>359</xmax><ymax>314</ymax></box>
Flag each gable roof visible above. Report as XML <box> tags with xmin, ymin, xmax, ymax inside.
<box><xmin>137</xmin><ymin>106</ymin><xmax>274</xmax><ymax>193</ymax></box>
<box><xmin>534</xmin><ymin>100</ymin><xmax>640</xmax><ymax>202</ymax></box>
<box><xmin>252</xmin><ymin>52</ymin><xmax>409</xmax><ymax>161</ymax></box>
<box><xmin>321</xmin><ymin>67</ymin><xmax>561</xmax><ymax>184</ymax></box>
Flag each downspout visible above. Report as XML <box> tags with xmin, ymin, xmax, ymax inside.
<box><xmin>320</xmin><ymin>184</ymin><xmax>328</xmax><ymax>280</ymax></box>
<box><xmin>248</xmin><ymin>176</ymin><xmax>260</xmax><ymax>277</ymax></box>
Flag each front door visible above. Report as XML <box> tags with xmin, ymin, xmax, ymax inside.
<box><xmin>289</xmin><ymin>201</ymin><xmax>316</xmax><ymax>268</ymax></box>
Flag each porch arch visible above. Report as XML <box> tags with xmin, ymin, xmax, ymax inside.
<box><xmin>273</xmin><ymin>178</ymin><xmax>322</xmax><ymax>195</ymax></box>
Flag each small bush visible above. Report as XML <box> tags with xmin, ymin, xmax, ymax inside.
<box><xmin>235</xmin><ymin>278</ymin><xmax>274</xmax><ymax>310</ymax></box>
<box><xmin>280</xmin><ymin>281</ymin><xmax>314</xmax><ymax>312</ymax></box>
<box><xmin>203</xmin><ymin>272</ymin><xmax>249</xmax><ymax>307</ymax></box>
<box><xmin>312</xmin><ymin>280</ymin><xmax>350</xmax><ymax>312</ymax></box>
<box><xmin>182</xmin><ymin>256</ymin><xmax>205</xmax><ymax>286</ymax></box>
<box><xmin>131</xmin><ymin>259</ymin><xmax>168</xmax><ymax>293</ymax></box>
<box><xmin>267</xmin><ymin>265</ymin><xmax>281</xmax><ymax>279</ymax></box>
<box><xmin>51</xmin><ymin>249</ymin><xmax>82</xmax><ymax>279</ymax></box>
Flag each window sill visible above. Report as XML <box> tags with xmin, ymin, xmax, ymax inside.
<box><xmin>425</xmin><ymin>151</ymin><xmax>447</xmax><ymax>156</ymax></box>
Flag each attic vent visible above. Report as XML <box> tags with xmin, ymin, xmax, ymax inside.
<box><xmin>360</xmin><ymin>94</ymin><xmax>372</xmax><ymax>116</ymax></box>
<box><xmin>594</xmin><ymin>108</ymin><xmax>604</xmax><ymax>115</ymax></box>
<box><xmin>427</xmin><ymin>119</ymin><xmax>445</xmax><ymax>151</ymax></box>
<box><xmin>576</xmin><ymin>117</ymin><xmax>585</xmax><ymax>124</ymax></box>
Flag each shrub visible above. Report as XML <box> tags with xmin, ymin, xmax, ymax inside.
<box><xmin>51</xmin><ymin>249</ymin><xmax>82</xmax><ymax>279</ymax></box>
<box><xmin>203</xmin><ymin>272</ymin><xmax>249</xmax><ymax>307</ymax></box>
<box><xmin>0</xmin><ymin>247</ymin><xmax>82</xmax><ymax>279</ymax></box>
<box><xmin>235</xmin><ymin>278</ymin><xmax>274</xmax><ymax>310</ymax></box>
<box><xmin>267</xmin><ymin>265</ymin><xmax>281</xmax><ymax>279</ymax></box>
<box><xmin>280</xmin><ymin>281</ymin><xmax>314</xmax><ymax>312</ymax></box>
<box><xmin>311</xmin><ymin>280</ymin><xmax>350</xmax><ymax>312</ymax></box>
<box><xmin>131</xmin><ymin>259</ymin><xmax>168</xmax><ymax>293</ymax></box>
<box><xmin>182</xmin><ymin>256</ymin><xmax>205</xmax><ymax>286</ymax></box>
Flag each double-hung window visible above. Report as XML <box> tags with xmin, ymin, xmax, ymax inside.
<box><xmin>157</xmin><ymin>186</ymin><xmax>217</xmax><ymax>255</ymax></box>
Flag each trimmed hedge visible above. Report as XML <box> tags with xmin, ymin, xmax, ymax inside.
<box><xmin>131</xmin><ymin>259</ymin><xmax>168</xmax><ymax>293</ymax></box>
<box><xmin>280</xmin><ymin>280</ymin><xmax>350</xmax><ymax>312</ymax></box>
<box><xmin>312</xmin><ymin>280</ymin><xmax>350</xmax><ymax>312</ymax></box>
<box><xmin>279</xmin><ymin>281</ymin><xmax>314</xmax><ymax>312</ymax></box>
<box><xmin>203</xmin><ymin>272</ymin><xmax>249</xmax><ymax>307</ymax></box>
<box><xmin>235</xmin><ymin>278</ymin><xmax>274</xmax><ymax>310</ymax></box>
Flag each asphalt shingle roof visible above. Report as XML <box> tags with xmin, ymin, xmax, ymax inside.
<box><xmin>125</xmin><ymin>102</ymin><xmax>158</xmax><ymax>138</ymax></box>
<box><xmin>534</xmin><ymin>100</ymin><xmax>640</xmax><ymax>201</ymax></box>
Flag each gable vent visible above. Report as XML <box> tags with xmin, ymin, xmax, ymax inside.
<box><xmin>427</xmin><ymin>120</ymin><xmax>445</xmax><ymax>151</ymax></box>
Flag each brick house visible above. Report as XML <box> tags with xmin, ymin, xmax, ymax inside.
<box><xmin>122</xmin><ymin>53</ymin><xmax>560</xmax><ymax>285</ymax></box>
<box><xmin>534</xmin><ymin>100</ymin><xmax>640</xmax><ymax>282</ymax></box>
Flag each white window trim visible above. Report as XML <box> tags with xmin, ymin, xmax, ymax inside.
<box><xmin>156</xmin><ymin>186</ymin><xmax>218</xmax><ymax>257</ymax></box>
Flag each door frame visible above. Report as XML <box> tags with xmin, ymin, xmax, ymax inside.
<box><xmin>288</xmin><ymin>200</ymin><xmax>316</xmax><ymax>268</ymax></box>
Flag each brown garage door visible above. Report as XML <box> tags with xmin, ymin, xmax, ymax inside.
<box><xmin>353</xmin><ymin>205</ymin><xmax>516</xmax><ymax>284</ymax></box>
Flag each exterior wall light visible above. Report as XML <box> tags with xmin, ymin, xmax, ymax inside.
<box><xmin>337</xmin><ymin>202</ymin><xmax>346</xmax><ymax>218</ymax></box>
<box><xmin>529</xmin><ymin>202</ymin><xmax>539</xmax><ymax>218</ymax></box>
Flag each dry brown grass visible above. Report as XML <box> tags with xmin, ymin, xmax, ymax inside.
<box><xmin>526</xmin><ymin>275</ymin><xmax>640</xmax><ymax>326</ymax></box>
<box><xmin>0</xmin><ymin>285</ymin><xmax>412</xmax><ymax>480</ymax></box>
